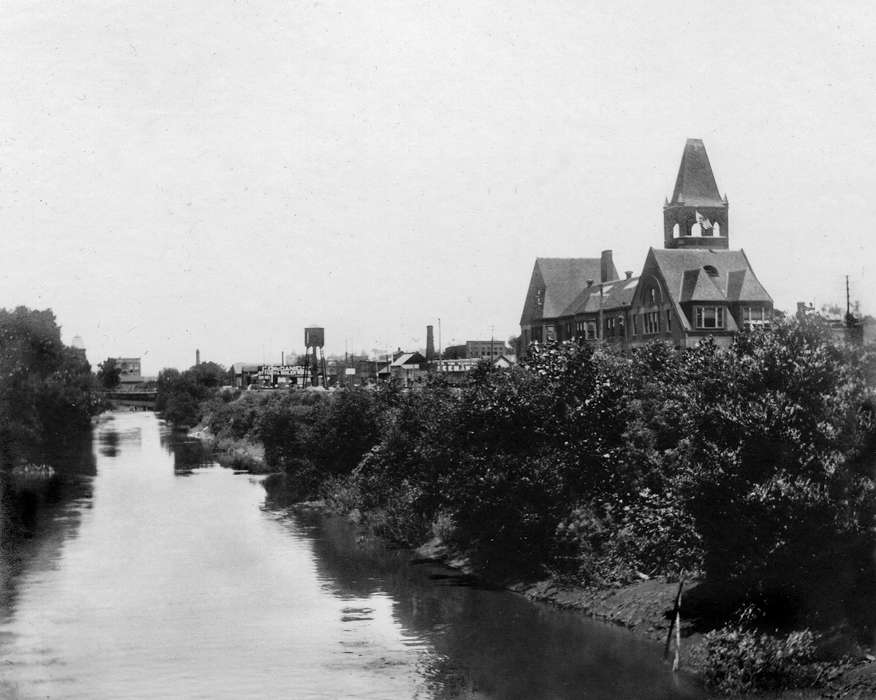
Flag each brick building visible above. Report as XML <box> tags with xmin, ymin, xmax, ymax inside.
<box><xmin>519</xmin><ymin>139</ymin><xmax>773</xmax><ymax>353</ymax></box>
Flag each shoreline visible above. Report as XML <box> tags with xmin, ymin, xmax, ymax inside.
<box><xmin>189</xmin><ymin>426</ymin><xmax>876</xmax><ymax>698</ymax></box>
<box><xmin>331</xmin><ymin>501</ymin><xmax>876</xmax><ymax>699</ymax></box>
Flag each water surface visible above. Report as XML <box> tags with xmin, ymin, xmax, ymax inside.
<box><xmin>0</xmin><ymin>411</ymin><xmax>702</xmax><ymax>699</ymax></box>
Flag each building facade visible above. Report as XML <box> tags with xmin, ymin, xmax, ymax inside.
<box><xmin>519</xmin><ymin>139</ymin><xmax>773</xmax><ymax>353</ymax></box>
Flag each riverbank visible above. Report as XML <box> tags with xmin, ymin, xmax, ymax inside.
<box><xmin>188</xmin><ymin>424</ymin><xmax>273</xmax><ymax>473</ymax></box>
<box><xmin>195</xmin><ymin>441</ymin><xmax>876</xmax><ymax>695</ymax></box>
<box><xmin>179</xmin><ymin>325</ymin><xmax>876</xmax><ymax>696</ymax></box>
<box><xmin>341</xmin><ymin>503</ymin><xmax>876</xmax><ymax>699</ymax></box>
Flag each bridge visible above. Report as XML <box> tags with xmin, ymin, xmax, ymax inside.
<box><xmin>104</xmin><ymin>390</ymin><xmax>158</xmax><ymax>411</ymax></box>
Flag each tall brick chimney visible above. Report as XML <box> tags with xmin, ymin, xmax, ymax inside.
<box><xmin>600</xmin><ymin>250</ymin><xmax>615</xmax><ymax>283</ymax></box>
<box><xmin>426</xmin><ymin>325</ymin><xmax>435</xmax><ymax>361</ymax></box>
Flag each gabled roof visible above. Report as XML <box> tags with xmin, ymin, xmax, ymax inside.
<box><xmin>390</xmin><ymin>352</ymin><xmax>425</xmax><ymax>367</ymax></box>
<box><xmin>681</xmin><ymin>268</ymin><xmax>725</xmax><ymax>302</ymax></box>
<box><xmin>520</xmin><ymin>257</ymin><xmax>607</xmax><ymax>324</ymax></box>
<box><xmin>562</xmin><ymin>275</ymin><xmax>640</xmax><ymax>317</ymax></box>
<box><xmin>602</xmin><ymin>277</ymin><xmax>640</xmax><ymax>311</ymax></box>
<box><xmin>650</xmin><ymin>248</ymin><xmax>772</xmax><ymax>304</ymax></box>
<box><xmin>670</xmin><ymin>139</ymin><xmax>725</xmax><ymax>208</ymax></box>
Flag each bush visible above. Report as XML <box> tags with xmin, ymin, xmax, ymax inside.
<box><xmin>704</xmin><ymin>625</ymin><xmax>819</xmax><ymax>694</ymax></box>
<box><xmin>0</xmin><ymin>307</ymin><xmax>97</xmax><ymax>464</ymax></box>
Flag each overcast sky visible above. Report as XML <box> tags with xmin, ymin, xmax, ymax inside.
<box><xmin>1</xmin><ymin>1</ymin><xmax>874</xmax><ymax>374</ymax></box>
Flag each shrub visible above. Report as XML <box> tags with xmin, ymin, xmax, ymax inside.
<box><xmin>703</xmin><ymin>625</ymin><xmax>819</xmax><ymax>694</ymax></box>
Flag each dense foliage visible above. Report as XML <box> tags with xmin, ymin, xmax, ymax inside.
<box><xmin>155</xmin><ymin>361</ymin><xmax>228</xmax><ymax>427</ymax></box>
<box><xmin>96</xmin><ymin>357</ymin><xmax>121</xmax><ymax>389</ymax></box>
<box><xmin>209</xmin><ymin>320</ymin><xmax>876</xmax><ymax>627</ymax></box>
<box><xmin>703</xmin><ymin>624</ymin><xmax>819</xmax><ymax>694</ymax></box>
<box><xmin>0</xmin><ymin>306</ymin><xmax>98</xmax><ymax>464</ymax></box>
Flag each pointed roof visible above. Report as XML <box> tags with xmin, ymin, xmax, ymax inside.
<box><xmin>520</xmin><ymin>258</ymin><xmax>606</xmax><ymax>324</ymax></box>
<box><xmin>680</xmin><ymin>268</ymin><xmax>725</xmax><ymax>302</ymax></box>
<box><xmin>390</xmin><ymin>351</ymin><xmax>425</xmax><ymax>367</ymax></box>
<box><xmin>650</xmin><ymin>248</ymin><xmax>772</xmax><ymax>304</ymax></box>
<box><xmin>669</xmin><ymin>139</ymin><xmax>725</xmax><ymax>207</ymax></box>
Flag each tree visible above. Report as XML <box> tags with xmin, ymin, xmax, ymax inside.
<box><xmin>0</xmin><ymin>306</ymin><xmax>96</xmax><ymax>463</ymax></box>
<box><xmin>97</xmin><ymin>357</ymin><xmax>121</xmax><ymax>389</ymax></box>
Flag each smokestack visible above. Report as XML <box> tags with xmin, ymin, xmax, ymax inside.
<box><xmin>281</xmin><ymin>351</ymin><xmax>285</xmax><ymax>367</ymax></box>
<box><xmin>600</xmin><ymin>250</ymin><xmax>614</xmax><ymax>283</ymax></box>
<box><xmin>426</xmin><ymin>325</ymin><xmax>435</xmax><ymax>361</ymax></box>
<box><xmin>196</xmin><ymin>348</ymin><xmax>200</xmax><ymax>366</ymax></box>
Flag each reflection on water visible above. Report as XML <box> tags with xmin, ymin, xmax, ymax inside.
<box><xmin>159</xmin><ymin>427</ymin><xmax>215</xmax><ymax>474</ymax></box>
<box><xmin>0</xmin><ymin>412</ymin><xmax>703</xmax><ymax>699</ymax></box>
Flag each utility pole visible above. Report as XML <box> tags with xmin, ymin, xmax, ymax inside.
<box><xmin>846</xmin><ymin>275</ymin><xmax>851</xmax><ymax>319</ymax></box>
<box><xmin>438</xmin><ymin>318</ymin><xmax>442</xmax><ymax>361</ymax></box>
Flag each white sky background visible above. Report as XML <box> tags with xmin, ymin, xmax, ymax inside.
<box><xmin>1</xmin><ymin>1</ymin><xmax>874</xmax><ymax>374</ymax></box>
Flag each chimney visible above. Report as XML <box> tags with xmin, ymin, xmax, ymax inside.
<box><xmin>600</xmin><ymin>250</ymin><xmax>614</xmax><ymax>283</ymax></box>
<box><xmin>196</xmin><ymin>348</ymin><xmax>200</xmax><ymax>366</ymax></box>
<box><xmin>625</xmin><ymin>270</ymin><xmax>633</xmax><ymax>280</ymax></box>
<box><xmin>426</xmin><ymin>325</ymin><xmax>435</xmax><ymax>361</ymax></box>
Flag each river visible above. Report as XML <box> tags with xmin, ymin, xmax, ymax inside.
<box><xmin>0</xmin><ymin>411</ymin><xmax>703</xmax><ymax>699</ymax></box>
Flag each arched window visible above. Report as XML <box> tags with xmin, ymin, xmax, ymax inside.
<box><xmin>691</xmin><ymin>222</ymin><xmax>703</xmax><ymax>236</ymax></box>
<box><xmin>713</xmin><ymin>221</ymin><xmax>722</xmax><ymax>236</ymax></box>
<box><xmin>672</xmin><ymin>223</ymin><xmax>680</xmax><ymax>238</ymax></box>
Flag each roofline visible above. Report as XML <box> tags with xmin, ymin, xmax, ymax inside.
<box><xmin>738</xmin><ymin>248</ymin><xmax>774</xmax><ymax>304</ymax></box>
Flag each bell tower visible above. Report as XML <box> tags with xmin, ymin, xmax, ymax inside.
<box><xmin>663</xmin><ymin>139</ymin><xmax>729</xmax><ymax>249</ymax></box>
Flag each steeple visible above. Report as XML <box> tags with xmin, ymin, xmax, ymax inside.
<box><xmin>663</xmin><ymin>138</ymin><xmax>729</xmax><ymax>249</ymax></box>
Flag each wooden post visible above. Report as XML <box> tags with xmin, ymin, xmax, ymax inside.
<box><xmin>663</xmin><ymin>572</ymin><xmax>685</xmax><ymax>666</ymax></box>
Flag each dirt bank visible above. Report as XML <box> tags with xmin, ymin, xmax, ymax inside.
<box><xmin>513</xmin><ymin>577</ymin><xmax>876</xmax><ymax>699</ymax></box>
<box><xmin>188</xmin><ymin>426</ymin><xmax>273</xmax><ymax>473</ymax></box>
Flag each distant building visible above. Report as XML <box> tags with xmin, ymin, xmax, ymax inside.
<box><xmin>70</xmin><ymin>335</ymin><xmax>87</xmax><ymax>362</ymax></box>
<box><xmin>519</xmin><ymin>139</ymin><xmax>773</xmax><ymax>353</ymax></box>
<box><xmin>443</xmin><ymin>340</ymin><xmax>513</xmax><ymax>360</ymax></box>
<box><xmin>110</xmin><ymin>357</ymin><xmax>153</xmax><ymax>389</ymax></box>
<box><xmin>796</xmin><ymin>302</ymin><xmax>865</xmax><ymax>346</ymax></box>
<box><xmin>113</xmin><ymin>357</ymin><xmax>142</xmax><ymax>377</ymax></box>
<box><xmin>389</xmin><ymin>352</ymin><xmax>428</xmax><ymax>387</ymax></box>
<box><xmin>231</xmin><ymin>363</ymin><xmax>261</xmax><ymax>388</ymax></box>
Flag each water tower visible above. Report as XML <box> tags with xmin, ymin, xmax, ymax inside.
<box><xmin>303</xmin><ymin>326</ymin><xmax>326</xmax><ymax>387</ymax></box>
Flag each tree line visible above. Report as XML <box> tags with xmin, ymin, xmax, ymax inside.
<box><xmin>0</xmin><ymin>306</ymin><xmax>100</xmax><ymax>466</ymax></box>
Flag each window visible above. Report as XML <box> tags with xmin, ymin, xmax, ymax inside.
<box><xmin>534</xmin><ymin>289</ymin><xmax>544</xmax><ymax>309</ymax></box>
<box><xmin>632</xmin><ymin>315</ymin><xmax>638</xmax><ymax>336</ymax></box>
<box><xmin>605</xmin><ymin>317</ymin><xmax>616</xmax><ymax>337</ymax></box>
<box><xmin>666</xmin><ymin>309</ymin><xmax>672</xmax><ymax>332</ymax></box>
<box><xmin>742</xmin><ymin>306</ymin><xmax>771</xmax><ymax>331</ymax></box>
<box><xmin>575</xmin><ymin>320</ymin><xmax>598</xmax><ymax>340</ymax></box>
<box><xmin>695</xmin><ymin>306</ymin><xmax>725</xmax><ymax>329</ymax></box>
<box><xmin>672</xmin><ymin>223</ymin><xmax>680</xmax><ymax>238</ymax></box>
<box><xmin>643</xmin><ymin>311</ymin><xmax>660</xmax><ymax>335</ymax></box>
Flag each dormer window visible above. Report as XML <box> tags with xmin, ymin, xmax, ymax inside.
<box><xmin>703</xmin><ymin>265</ymin><xmax>719</xmax><ymax>277</ymax></box>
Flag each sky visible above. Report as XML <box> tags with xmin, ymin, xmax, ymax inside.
<box><xmin>1</xmin><ymin>1</ymin><xmax>874</xmax><ymax>374</ymax></box>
